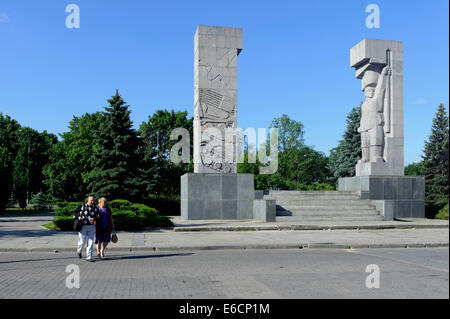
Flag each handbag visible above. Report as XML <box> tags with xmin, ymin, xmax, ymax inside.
<box><xmin>73</xmin><ymin>218</ymin><xmax>83</xmax><ymax>232</ymax></box>
<box><xmin>110</xmin><ymin>218</ymin><xmax>118</xmax><ymax>243</ymax></box>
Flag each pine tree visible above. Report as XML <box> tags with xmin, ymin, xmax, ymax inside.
<box><xmin>422</xmin><ymin>104</ymin><xmax>449</xmax><ymax>216</ymax></box>
<box><xmin>329</xmin><ymin>105</ymin><xmax>362</xmax><ymax>180</ymax></box>
<box><xmin>31</xmin><ymin>192</ymin><xmax>47</xmax><ymax>212</ymax></box>
<box><xmin>88</xmin><ymin>90</ymin><xmax>146</xmax><ymax>201</ymax></box>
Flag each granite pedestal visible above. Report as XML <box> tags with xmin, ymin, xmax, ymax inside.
<box><xmin>181</xmin><ymin>173</ymin><xmax>255</xmax><ymax>220</ymax></box>
<box><xmin>338</xmin><ymin>176</ymin><xmax>425</xmax><ymax>220</ymax></box>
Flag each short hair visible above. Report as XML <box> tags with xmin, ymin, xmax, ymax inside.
<box><xmin>98</xmin><ymin>197</ymin><xmax>107</xmax><ymax>205</ymax></box>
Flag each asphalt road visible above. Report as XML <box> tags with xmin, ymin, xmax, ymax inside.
<box><xmin>0</xmin><ymin>247</ymin><xmax>448</xmax><ymax>299</ymax></box>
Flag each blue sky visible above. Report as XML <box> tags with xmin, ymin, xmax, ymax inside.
<box><xmin>0</xmin><ymin>0</ymin><xmax>448</xmax><ymax>165</ymax></box>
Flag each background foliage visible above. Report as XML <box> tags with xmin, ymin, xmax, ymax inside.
<box><xmin>1</xmin><ymin>93</ymin><xmax>448</xmax><ymax>220</ymax></box>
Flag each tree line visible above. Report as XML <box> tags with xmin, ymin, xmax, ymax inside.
<box><xmin>1</xmin><ymin>91</ymin><xmax>448</xmax><ymax>218</ymax></box>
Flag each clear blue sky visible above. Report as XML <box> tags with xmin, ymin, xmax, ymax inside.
<box><xmin>0</xmin><ymin>0</ymin><xmax>448</xmax><ymax>165</ymax></box>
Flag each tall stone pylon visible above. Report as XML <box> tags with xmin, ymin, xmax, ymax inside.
<box><xmin>193</xmin><ymin>25</ymin><xmax>243</xmax><ymax>173</ymax></box>
<box><xmin>350</xmin><ymin>39</ymin><xmax>404</xmax><ymax>176</ymax></box>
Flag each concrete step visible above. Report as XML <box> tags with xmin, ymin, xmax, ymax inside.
<box><xmin>277</xmin><ymin>205</ymin><xmax>377</xmax><ymax>212</ymax></box>
<box><xmin>268</xmin><ymin>199</ymin><xmax>373</xmax><ymax>206</ymax></box>
<box><xmin>275</xmin><ymin>203</ymin><xmax>376</xmax><ymax>210</ymax></box>
<box><xmin>265</xmin><ymin>195</ymin><xmax>361</xmax><ymax>200</ymax></box>
<box><xmin>276</xmin><ymin>215</ymin><xmax>384</xmax><ymax>222</ymax></box>
<box><xmin>267</xmin><ymin>191</ymin><xmax>358</xmax><ymax>196</ymax></box>
<box><xmin>277</xmin><ymin>210</ymin><xmax>381</xmax><ymax>217</ymax></box>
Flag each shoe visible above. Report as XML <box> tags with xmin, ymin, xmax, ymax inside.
<box><xmin>77</xmin><ymin>252</ymin><xmax>82</xmax><ymax>259</ymax></box>
<box><xmin>86</xmin><ymin>258</ymin><xmax>95</xmax><ymax>262</ymax></box>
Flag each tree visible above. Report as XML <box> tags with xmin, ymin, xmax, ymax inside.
<box><xmin>88</xmin><ymin>90</ymin><xmax>146</xmax><ymax>201</ymax></box>
<box><xmin>43</xmin><ymin>112</ymin><xmax>103</xmax><ymax>201</ymax></box>
<box><xmin>31</xmin><ymin>191</ymin><xmax>47</xmax><ymax>211</ymax></box>
<box><xmin>279</xmin><ymin>146</ymin><xmax>332</xmax><ymax>186</ymax></box>
<box><xmin>139</xmin><ymin>109</ymin><xmax>193</xmax><ymax>196</ymax></box>
<box><xmin>269</xmin><ymin>114</ymin><xmax>305</xmax><ymax>152</ymax></box>
<box><xmin>404</xmin><ymin>162</ymin><xmax>423</xmax><ymax>176</ymax></box>
<box><xmin>12</xmin><ymin>127</ymin><xmax>57</xmax><ymax>209</ymax></box>
<box><xmin>0</xmin><ymin>114</ymin><xmax>20</xmax><ymax>211</ymax></box>
<box><xmin>329</xmin><ymin>105</ymin><xmax>362</xmax><ymax>180</ymax></box>
<box><xmin>0</xmin><ymin>146</ymin><xmax>13</xmax><ymax>211</ymax></box>
<box><xmin>422</xmin><ymin>104</ymin><xmax>449</xmax><ymax>216</ymax></box>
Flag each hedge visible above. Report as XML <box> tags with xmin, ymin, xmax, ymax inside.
<box><xmin>50</xmin><ymin>199</ymin><xmax>173</xmax><ymax>231</ymax></box>
<box><xmin>54</xmin><ymin>202</ymin><xmax>80</xmax><ymax>217</ymax></box>
<box><xmin>436</xmin><ymin>203</ymin><xmax>449</xmax><ymax>220</ymax></box>
<box><xmin>144</xmin><ymin>195</ymin><xmax>180</xmax><ymax>216</ymax></box>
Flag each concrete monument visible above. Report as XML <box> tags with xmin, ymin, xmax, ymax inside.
<box><xmin>193</xmin><ymin>25</ymin><xmax>242</xmax><ymax>173</ymax></box>
<box><xmin>181</xmin><ymin>25</ymin><xmax>275</xmax><ymax>221</ymax></box>
<box><xmin>339</xmin><ymin>39</ymin><xmax>425</xmax><ymax>220</ymax></box>
<box><xmin>350</xmin><ymin>39</ymin><xmax>404</xmax><ymax>176</ymax></box>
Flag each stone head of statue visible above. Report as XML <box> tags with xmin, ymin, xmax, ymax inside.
<box><xmin>364</xmin><ymin>85</ymin><xmax>376</xmax><ymax>99</ymax></box>
<box><xmin>362</xmin><ymin>69</ymin><xmax>379</xmax><ymax>99</ymax></box>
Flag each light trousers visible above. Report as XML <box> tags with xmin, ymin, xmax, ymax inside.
<box><xmin>77</xmin><ymin>224</ymin><xmax>95</xmax><ymax>259</ymax></box>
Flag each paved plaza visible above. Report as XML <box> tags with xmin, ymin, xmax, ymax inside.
<box><xmin>0</xmin><ymin>213</ymin><xmax>448</xmax><ymax>298</ymax></box>
<box><xmin>0</xmin><ymin>248</ymin><xmax>448</xmax><ymax>299</ymax></box>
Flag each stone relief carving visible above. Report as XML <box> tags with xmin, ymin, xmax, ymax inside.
<box><xmin>198</xmin><ymin>89</ymin><xmax>235</xmax><ymax>173</ymax></box>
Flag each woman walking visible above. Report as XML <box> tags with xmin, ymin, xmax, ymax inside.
<box><xmin>95</xmin><ymin>197</ymin><xmax>115</xmax><ymax>259</ymax></box>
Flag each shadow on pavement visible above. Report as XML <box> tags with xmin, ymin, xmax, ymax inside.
<box><xmin>0</xmin><ymin>229</ymin><xmax>70</xmax><ymax>238</ymax></box>
<box><xmin>0</xmin><ymin>252</ymin><xmax>193</xmax><ymax>265</ymax></box>
<box><xmin>104</xmin><ymin>253</ymin><xmax>194</xmax><ymax>261</ymax></box>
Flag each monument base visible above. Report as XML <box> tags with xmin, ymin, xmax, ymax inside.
<box><xmin>181</xmin><ymin>173</ymin><xmax>255</xmax><ymax>220</ymax></box>
<box><xmin>338</xmin><ymin>176</ymin><xmax>425</xmax><ymax>220</ymax></box>
<box><xmin>356</xmin><ymin>159</ymin><xmax>390</xmax><ymax>176</ymax></box>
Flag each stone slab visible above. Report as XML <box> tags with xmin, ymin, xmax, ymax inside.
<box><xmin>338</xmin><ymin>176</ymin><xmax>425</xmax><ymax>220</ymax></box>
<box><xmin>181</xmin><ymin>173</ymin><xmax>254</xmax><ymax>220</ymax></box>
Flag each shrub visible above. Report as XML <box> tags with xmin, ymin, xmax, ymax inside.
<box><xmin>108</xmin><ymin>199</ymin><xmax>133</xmax><ymax>211</ymax></box>
<box><xmin>55</xmin><ymin>202</ymin><xmax>81</xmax><ymax>217</ymax></box>
<box><xmin>144</xmin><ymin>195</ymin><xmax>180</xmax><ymax>216</ymax></box>
<box><xmin>111</xmin><ymin>208</ymin><xmax>172</xmax><ymax>231</ymax></box>
<box><xmin>309</xmin><ymin>182</ymin><xmax>335</xmax><ymax>191</ymax></box>
<box><xmin>49</xmin><ymin>199</ymin><xmax>173</xmax><ymax>231</ymax></box>
<box><xmin>53</xmin><ymin>216</ymin><xmax>74</xmax><ymax>231</ymax></box>
<box><xmin>435</xmin><ymin>203</ymin><xmax>449</xmax><ymax>220</ymax></box>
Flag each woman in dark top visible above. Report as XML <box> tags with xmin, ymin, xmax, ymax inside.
<box><xmin>95</xmin><ymin>197</ymin><xmax>114</xmax><ymax>259</ymax></box>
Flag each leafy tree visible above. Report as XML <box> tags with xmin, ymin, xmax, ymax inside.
<box><xmin>0</xmin><ymin>114</ymin><xmax>20</xmax><ymax>211</ymax></box>
<box><xmin>0</xmin><ymin>146</ymin><xmax>13</xmax><ymax>211</ymax></box>
<box><xmin>329</xmin><ymin>105</ymin><xmax>362</xmax><ymax>180</ymax></box>
<box><xmin>43</xmin><ymin>112</ymin><xmax>103</xmax><ymax>201</ymax></box>
<box><xmin>12</xmin><ymin>127</ymin><xmax>56</xmax><ymax>208</ymax></box>
<box><xmin>139</xmin><ymin>109</ymin><xmax>193</xmax><ymax>196</ymax></box>
<box><xmin>269</xmin><ymin>114</ymin><xmax>305</xmax><ymax>152</ymax></box>
<box><xmin>404</xmin><ymin>162</ymin><xmax>423</xmax><ymax>176</ymax></box>
<box><xmin>279</xmin><ymin>146</ymin><xmax>332</xmax><ymax>185</ymax></box>
<box><xmin>422</xmin><ymin>104</ymin><xmax>449</xmax><ymax>216</ymax></box>
<box><xmin>88</xmin><ymin>90</ymin><xmax>146</xmax><ymax>201</ymax></box>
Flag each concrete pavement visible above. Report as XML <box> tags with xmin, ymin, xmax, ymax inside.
<box><xmin>0</xmin><ymin>248</ymin><xmax>448</xmax><ymax>298</ymax></box>
<box><xmin>0</xmin><ymin>213</ymin><xmax>448</xmax><ymax>252</ymax></box>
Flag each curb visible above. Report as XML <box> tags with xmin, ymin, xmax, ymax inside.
<box><xmin>1</xmin><ymin>242</ymin><xmax>448</xmax><ymax>252</ymax></box>
<box><xmin>173</xmin><ymin>224</ymin><xmax>449</xmax><ymax>232</ymax></box>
